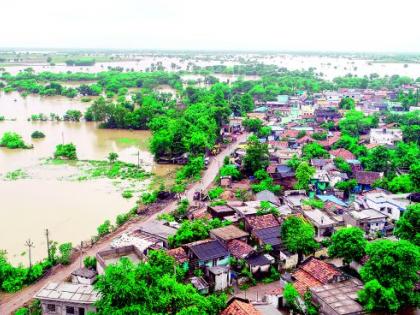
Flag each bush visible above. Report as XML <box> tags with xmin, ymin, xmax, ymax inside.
<box><xmin>97</xmin><ymin>220</ymin><xmax>112</xmax><ymax>237</ymax></box>
<box><xmin>122</xmin><ymin>190</ymin><xmax>133</xmax><ymax>199</ymax></box>
<box><xmin>54</xmin><ymin>143</ymin><xmax>77</xmax><ymax>160</ymax></box>
<box><xmin>208</xmin><ymin>187</ymin><xmax>224</xmax><ymax>200</ymax></box>
<box><xmin>0</xmin><ymin>132</ymin><xmax>30</xmax><ymax>149</ymax></box>
<box><xmin>141</xmin><ymin>191</ymin><xmax>158</xmax><ymax>204</ymax></box>
<box><xmin>83</xmin><ymin>256</ymin><xmax>97</xmax><ymax>269</ymax></box>
<box><xmin>31</xmin><ymin>131</ymin><xmax>45</xmax><ymax>139</ymax></box>
<box><xmin>116</xmin><ymin>213</ymin><xmax>130</xmax><ymax>226</ymax></box>
<box><xmin>303</xmin><ymin>198</ymin><xmax>325</xmax><ymax>209</ymax></box>
<box><xmin>58</xmin><ymin>243</ymin><xmax>73</xmax><ymax>265</ymax></box>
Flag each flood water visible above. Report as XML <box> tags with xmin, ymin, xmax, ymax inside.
<box><xmin>0</xmin><ymin>91</ymin><xmax>176</xmax><ymax>265</ymax></box>
<box><xmin>2</xmin><ymin>54</ymin><xmax>419</xmax><ymax>80</ymax></box>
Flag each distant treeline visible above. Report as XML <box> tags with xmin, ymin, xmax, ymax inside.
<box><xmin>65</xmin><ymin>58</ymin><xmax>96</xmax><ymax>66</ymax></box>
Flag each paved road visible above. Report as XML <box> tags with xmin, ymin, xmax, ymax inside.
<box><xmin>0</xmin><ymin>132</ymin><xmax>248</xmax><ymax>315</ymax></box>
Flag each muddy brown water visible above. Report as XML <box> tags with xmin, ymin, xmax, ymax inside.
<box><xmin>0</xmin><ymin>91</ymin><xmax>177</xmax><ymax>265</ymax></box>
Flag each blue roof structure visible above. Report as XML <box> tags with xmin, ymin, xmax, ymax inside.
<box><xmin>316</xmin><ymin>195</ymin><xmax>347</xmax><ymax>207</ymax></box>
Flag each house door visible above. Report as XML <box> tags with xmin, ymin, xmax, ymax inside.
<box><xmin>79</xmin><ymin>308</ymin><xmax>85</xmax><ymax>315</ymax></box>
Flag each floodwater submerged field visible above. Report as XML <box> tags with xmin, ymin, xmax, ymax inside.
<box><xmin>0</xmin><ymin>91</ymin><xmax>176</xmax><ymax>265</ymax></box>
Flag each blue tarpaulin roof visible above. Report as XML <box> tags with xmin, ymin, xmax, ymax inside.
<box><xmin>316</xmin><ymin>195</ymin><xmax>347</xmax><ymax>207</ymax></box>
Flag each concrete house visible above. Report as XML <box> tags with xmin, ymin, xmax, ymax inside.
<box><xmin>35</xmin><ymin>282</ymin><xmax>99</xmax><ymax>315</ymax></box>
<box><xmin>310</xmin><ymin>278</ymin><xmax>364</xmax><ymax>315</ymax></box>
<box><xmin>96</xmin><ymin>245</ymin><xmax>145</xmax><ymax>275</ymax></box>
<box><xmin>363</xmin><ymin>190</ymin><xmax>409</xmax><ymax>221</ymax></box>
<box><xmin>343</xmin><ymin>209</ymin><xmax>387</xmax><ymax>234</ymax></box>
<box><xmin>370</xmin><ymin>128</ymin><xmax>402</xmax><ymax>145</ymax></box>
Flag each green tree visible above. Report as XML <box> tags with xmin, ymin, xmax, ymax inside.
<box><xmin>58</xmin><ymin>243</ymin><xmax>72</xmax><ymax>265</ymax></box>
<box><xmin>54</xmin><ymin>143</ymin><xmax>77</xmax><ymax>160</ymax></box>
<box><xmin>328</xmin><ymin>227</ymin><xmax>367</xmax><ymax>265</ymax></box>
<box><xmin>339</xmin><ymin>97</ymin><xmax>355</xmax><ymax>110</ymax></box>
<box><xmin>394</xmin><ymin>204</ymin><xmax>420</xmax><ymax>246</ymax></box>
<box><xmin>359</xmin><ymin>239</ymin><xmax>420</xmax><ymax>312</ymax></box>
<box><xmin>243</xmin><ymin>135</ymin><xmax>269</xmax><ymax>175</ymax></box>
<box><xmin>294</xmin><ymin>162</ymin><xmax>315</xmax><ymax>191</ymax></box>
<box><xmin>0</xmin><ymin>132</ymin><xmax>30</xmax><ymax>149</ymax></box>
<box><xmin>333</xmin><ymin>157</ymin><xmax>351</xmax><ymax>173</ymax></box>
<box><xmin>94</xmin><ymin>251</ymin><xmax>226</xmax><ymax>315</ymax></box>
<box><xmin>339</xmin><ymin>110</ymin><xmax>378</xmax><ymax>137</ymax></box>
<box><xmin>107</xmin><ymin>152</ymin><xmax>119</xmax><ymax>164</ymax></box>
<box><xmin>358</xmin><ymin>279</ymin><xmax>400</xmax><ymax>313</ymax></box>
<box><xmin>302</xmin><ymin>142</ymin><xmax>328</xmax><ymax>159</ymax></box>
<box><xmin>361</xmin><ymin>146</ymin><xmax>394</xmax><ymax>175</ymax></box>
<box><xmin>281</xmin><ymin>216</ymin><xmax>319</xmax><ymax>263</ymax></box>
<box><xmin>283</xmin><ymin>283</ymin><xmax>301</xmax><ymax>313</ymax></box>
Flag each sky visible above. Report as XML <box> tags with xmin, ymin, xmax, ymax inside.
<box><xmin>0</xmin><ymin>0</ymin><xmax>419</xmax><ymax>52</ymax></box>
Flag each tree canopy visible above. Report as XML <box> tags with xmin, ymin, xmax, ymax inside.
<box><xmin>94</xmin><ymin>250</ymin><xmax>226</xmax><ymax>315</ymax></box>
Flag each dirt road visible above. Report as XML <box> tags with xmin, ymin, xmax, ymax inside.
<box><xmin>0</xmin><ymin>132</ymin><xmax>248</xmax><ymax>314</ymax></box>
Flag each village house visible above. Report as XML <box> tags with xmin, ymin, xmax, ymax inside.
<box><xmin>362</xmin><ymin>190</ymin><xmax>409</xmax><ymax>221</ymax></box>
<box><xmin>227</xmin><ymin>239</ymin><xmax>255</xmax><ymax>260</ymax></box>
<box><xmin>71</xmin><ymin>268</ymin><xmax>97</xmax><ymax>285</ymax></box>
<box><xmin>167</xmin><ymin>247</ymin><xmax>189</xmax><ymax>271</ymax></box>
<box><xmin>266</xmin><ymin>164</ymin><xmax>296</xmax><ymax>189</ymax></box>
<box><xmin>370</xmin><ymin>128</ymin><xmax>403</xmax><ymax>146</ymax></box>
<box><xmin>206</xmin><ymin>265</ymin><xmax>231</xmax><ymax>291</ymax></box>
<box><xmin>290</xmin><ymin>257</ymin><xmax>349</xmax><ymax>296</ymax></box>
<box><xmin>207</xmin><ymin>203</ymin><xmax>237</xmax><ymax>220</ymax></box>
<box><xmin>96</xmin><ymin>245</ymin><xmax>145</xmax><ymax>275</ymax></box>
<box><xmin>310</xmin><ymin>278</ymin><xmax>364</xmax><ymax>315</ymax></box>
<box><xmin>329</xmin><ymin>148</ymin><xmax>356</xmax><ymax>161</ymax></box>
<box><xmin>255</xmin><ymin>189</ymin><xmax>281</xmax><ymax>205</ymax></box>
<box><xmin>184</xmin><ymin>239</ymin><xmax>230</xmax><ymax>270</ymax></box>
<box><xmin>343</xmin><ymin>209</ymin><xmax>387</xmax><ymax>235</ymax></box>
<box><xmin>220</xmin><ymin>297</ymin><xmax>262</xmax><ymax>315</ymax></box>
<box><xmin>300</xmin><ymin>207</ymin><xmax>337</xmax><ymax>240</ymax></box>
<box><xmin>283</xmin><ymin>190</ymin><xmax>307</xmax><ymax>210</ymax></box>
<box><xmin>244</xmin><ymin>213</ymin><xmax>280</xmax><ymax>233</ymax></box>
<box><xmin>189</xmin><ymin>276</ymin><xmax>209</xmax><ymax>294</ymax></box>
<box><xmin>314</xmin><ymin>107</ymin><xmax>341</xmax><ymax>123</ymax></box>
<box><xmin>138</xmin><ymin>220</ymin><xmax>178</xmax><ymax>248</ymax></box>
<box><xmin>209</xmin><ymin>225</ymin><xmax>249</xmax><ymax>246</ymax></box>
<box><xmin>354</xmin><ymin>171</ymin><xmax>383</xmax><ymax>192</ymax></box>
<box><xmin>35</xmin><ymin>282</ymin><xmax>99</xmax><ymax>315</ymax></box>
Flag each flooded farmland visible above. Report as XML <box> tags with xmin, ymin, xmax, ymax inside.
<box><xmin>0</xmin><ymin>91</ymin><xmax>176</xmax><ymax>265</ymax></box>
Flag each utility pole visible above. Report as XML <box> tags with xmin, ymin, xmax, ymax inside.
<box><xmin>45</xmin><ymin>228</ymin><xmax>51</xmax><ymax>262</ymax></box>
<box><xmin>79</xmin><ymin>241</ymin><xmax>84</xmax><ymax>269</ymax></box>
<box><xmin>25</xmin><ymin>239</ymin><xmax>34</xmax><ymax>269</ymax></box>
<box><xmin>137</xmin><ymin>151</ymin><xmax>140</xmax><ymax>169</ymax></box>
<box><xmin>61</xmin><ymin>132</ymin><xmax>64</xmax><ymax>145</ymax></box>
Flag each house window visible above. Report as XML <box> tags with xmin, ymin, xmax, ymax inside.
<box><xmin>387</xmin><ymin>208</ymin><xmax>392</xmax><ymax>214</ymax></box>
<box><xmin>376</xmin><ymin>223</ymin><xmax>378</xmax><ymax>226</ymax></box>
<box><xmin>66</xmin><ymin>306</ymin><xmax>75</xmax><ymax>314</ymax></box>
<box><xmin>47</xmin><ymin>304</ymin><xmax>56</xmax><ymax>312</ymax></box>
<box><xmin>380</xmin><ymin>207</ymin><xmax>385</xmax><ymax>212</ymax></box>
<box><xmin>79</xmin><ymin>308</ymin><xmax>85</xmax><ymax>315</ymax></box>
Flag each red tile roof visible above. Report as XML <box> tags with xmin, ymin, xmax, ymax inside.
<box><xmin>245</xmin><ymin>214</ymin><xmax>280</xmax><ymax>231</ymax></box>
<box><xmin>318</xmin><ymin>132</ymin><xmax>341</xmax><ymax>147</ymax></box>
<box><xmin>355</xmin><ymin>171</ymin><xmax>382</xmax><ymax>185</ymax></box>
<box><xmin>167</xmin><ymin>247</ymin><xmax>188</xmax><ymax>264</ymax></box>
<box><xmin>292</xmin><ymin>257</ymin><xmax>342</xmax><ymax>295</ymax></box>
<box><xmin>221</xmin><ymin>299</ymin><xmax>262</xmax><ymax>315</ymax></box>
<box><xmin>282</xmin><ymin>129</ymin><xmax>300</xmax><ymax>138</ymax></box>
<box><xmin>329</xmin><ymin>148</ymin><xmax>356</xmax><ymax>160</ymax></box>
<box><xmin>227</xmin><ymin>240</ymin><xmax>254</xmax><ymax>259</ymax></box>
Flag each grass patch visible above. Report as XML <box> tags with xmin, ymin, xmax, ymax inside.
<box><xmin>83</xmin><ymin>160</ymin><xmax>150</xmax><ymax>180</ymax></box>
<box><xmin>122</xmin><ymin>190</ymin><xmax>134</xmax><ymax>199</ymax></box>
<box><xmin>116</xmin><ymin>137</ymin><xmax>150</xmax><ymax>150</ymax></box>
<box><xmin>4</xmin><ymin>169</ymin><xmax>28</xmax><ymax>180</ymax></box>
